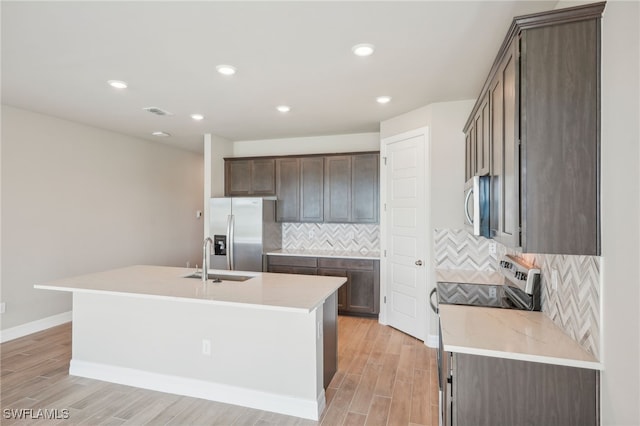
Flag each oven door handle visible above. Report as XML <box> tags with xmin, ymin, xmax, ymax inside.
<box><xmin>429</xmin><ymin>287</ymin><xmax>438</xmax><ymax>314</ymax></box>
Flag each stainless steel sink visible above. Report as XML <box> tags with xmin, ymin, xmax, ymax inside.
<box><xmin>184</xmin><ymin>272</ymin><xmax>253</xmax><ymax>282</ymax></box>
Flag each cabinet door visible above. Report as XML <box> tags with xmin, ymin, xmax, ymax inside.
<box><xmin>352</xmin><ymin>154</ymin><xmax>379</xmax><ymax>223</ymax></box>
<box><xmin>251</xmin><ymin>159</ymin><xmax>276</xmax><ymax>195</ymax></box>
<box><xmin>464</xmin><ymin>130</ymin><xmax>473</xmax><ymax>181</ymax></box>
<box><xmin>490</xmin><ymin>38</ymin><xmax>520</xmax><ymax>248</ymax></box>
<box><xmin>502</xmin><ymin>39</ymin><xmax>520</xmax><ymax>248</ymax></box>
<box><xmin>454</xmin><ymin>352</ymin><xmax>598</xmax><ymax>426</ymax></box>
<box><xmin>276</xmin><ymin>158</ymin><xmax>301</xmax><ymax>222</ymax></box>
<box><xmin>300</xmin><ymin>157</ymin><xmax>324</xmax><ymax>222</ymax></box>
<box><xmin>489</xmin><ymin>68</ymin><xmax>504</xmax><ymax>239</ymax></box>
<box><xmin>318</xmin><ymin>268</ymin><xmax>348</xmax><ymax>312</ymax></box>
<box><xmin>324</xmin><ymin>156</ymin><xmax>352</xmax><ymax>222</ymax></box>
<box><xmin>520</xmin><ymin>21</ymin><xmax>599</xmax><ymax>255</ymax></box>
<box><xmin>476</xmin><ymin>95</ymin><xmax>490</xmax><ymax>176</ymax></box>
<box><xmin>346</xmin><ymin>270</ymin><xmax>376</xmax><ymax>314</ymax></box>
<box><xmin>347</xmin><ymin>260</ymin><xmax>379</xmax><ymax>314</ymax></box>
<box><xmin>225</xmin><ymin>159</ymin><xmax>276</xmax><ymax>196</ymax></box>
<box><xmin>225</xmin><ymin>160</ymin><xmax>252</xmax><ymax>196</ymax></box>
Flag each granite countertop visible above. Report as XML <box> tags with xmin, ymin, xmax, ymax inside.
<box><xmin>35</xmin><ymin>265</ymin><xmax>346</xmax><ymax>313</ymax></box>
<box><xmin>439</xmin><ymin>304</ymin><xmax>601</xmax><ymax>370</ymax></box>
<box><xmin>267</xmin><ymin>249</ymin><xmax>380</xmax><ymax>260</ymax></box>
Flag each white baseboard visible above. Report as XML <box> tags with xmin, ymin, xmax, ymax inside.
<box><xmin>425</xmin><ymin>333</ymin><xmax>439</xmax><ymax>348</ymax></box>
<box><xmin>70</xmin><ymin>360</ymin><xmax>324</xmax><ymax>421</ymax></box>
<box><xmin>0</xmin><ymin>311</ymin><xmax>72</xmax><ymax>343</ymax></box>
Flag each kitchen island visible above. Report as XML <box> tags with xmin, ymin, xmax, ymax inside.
<box><xmin>35</xmin><ymin>265</ymin><xmax>346</xmax><ymax>420</ymax></box>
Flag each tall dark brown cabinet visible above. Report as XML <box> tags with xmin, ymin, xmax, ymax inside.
<box><xmin>464</xmin><ymin>2</ymin><xmax>605</xmax><ymax>256</ymax></box>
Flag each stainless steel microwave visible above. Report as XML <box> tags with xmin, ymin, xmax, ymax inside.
<box><xmin>464</xmin><ymin>176</ymin><xmax>490</xmax><ymax>237</ymax></box>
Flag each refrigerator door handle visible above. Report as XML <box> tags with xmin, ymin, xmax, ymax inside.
<box><xmin>226</xmin><ymin>214</ymin><xmax>233</xmax><ymax>270</ymax></box>
<box><xmin>228</xmin><ymin>214</ymin><xmax>235</xmax><ymax>270</ymax></box>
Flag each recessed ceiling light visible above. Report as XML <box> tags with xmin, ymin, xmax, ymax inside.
<box><xmin>107</xmin><ymin>80</ymin><xmax>128</xmax><ymax>89</ymax></box>
<box><xmin>216</xmin><ymin>65</ymin><xmax>237</xmax><ymax>76</ymax></box>
<box><xmin>376</xmin><ymin>96</ymin><xmax>392</xmax><ymax>104</ymax></box>
<box><xmin>276</xmin><ymin>105</ymin><xmax>291</xmax><ymax>113</ymax></box>
<box><xmin>191</xmin><ymin>114</ymin><xmax>204</xmax><ymax>121</ymax></box>
<box><xmin>352</xmin><ymin>43</ymin><xmax>375</xmax><ymax>57</ymax></box>
<box><xmin>151</xmin><ymin>131</ymin><xmax>171</xmax><ymax>137</ymax></box>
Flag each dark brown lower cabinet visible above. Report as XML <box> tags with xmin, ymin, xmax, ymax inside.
<box><xmin>266</xmin><ymin>255</ymin><xmax>379</xmax><ymax>317</ymax></box>
<box><xmin>266</xmin><ymin>255</ymin><xmax>317</xmax><ymax>275</ymax></box>
<box><xmin>442</xmin><ymin>351</ymin><xmax>599</xmax><ymax>426</ymax></box>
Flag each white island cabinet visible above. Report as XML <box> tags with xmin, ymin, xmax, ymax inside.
<box><xmin>35</xmin><ymin>265</ymin><xmax>345</xmax><ymax>420</ymax></box>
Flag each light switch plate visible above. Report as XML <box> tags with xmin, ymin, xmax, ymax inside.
<box><xmin>0</xmin><ymin>302</ymin><xmax>5</xmax><ymax>314</ymax></box>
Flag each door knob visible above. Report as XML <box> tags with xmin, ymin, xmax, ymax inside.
<box><xmin>415</xmin><ymin>260</ymin><xmax>423</xmax><ymax>266</ymax></box>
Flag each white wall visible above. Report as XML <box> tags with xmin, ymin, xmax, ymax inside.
<box><xmin>232</xmin><ymin>133</ymin><xmax>380</xmax><ymax>157</ymax></box>
<box><xmin>1</xmin><ymin>105</ymin><xmax>204</xmax><ymax>330</ymax></box>
<box><xmin>207</xmin><ymin>133</ymin><xmax>233</xmax><ymax>198</ymax></box>
<box><xmin>428</xmin><ymin>101</ymin><xmax>475</xmax><ymax>229</ymax></box>
<box><xmin>380</xmin><ymin>99</ymin><xmax>473</xmax><ymax>230</ymax></box>
<box><xmin>597</xmin><ymin>1</ymin><xmax>640</xmax><ymax>424</ymax></box>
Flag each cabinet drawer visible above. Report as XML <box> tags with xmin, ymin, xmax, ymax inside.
<box><xmin>267</xmin><ymin>255</ymin><xmax>317</xmax><ymax>268</ymax></box>
<box><xmin>269</xmin><ymin>265</ymin><xmax>317</xmax><ymax>275</ymax></box>
<box><xmin>318</xmin><ymin>257</ymin><xmax>374</xmax><ymax>271</ymax></box>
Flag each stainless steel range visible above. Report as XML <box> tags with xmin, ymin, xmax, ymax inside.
<box><xmin>430</xmin><ymin>254</ymin><xmax>542</xmax><ymax>314</ymax></box>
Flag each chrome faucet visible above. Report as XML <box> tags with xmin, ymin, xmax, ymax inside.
<box><xmin>202</xmin><ymin>237</ymin><xmax>214</xmax><ymax>283</ymax></box>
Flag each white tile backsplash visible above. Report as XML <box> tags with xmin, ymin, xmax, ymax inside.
<box><xmin>282</xmin><ymin>223</ymin><xmax>379</xmax><ymax>253</ymax></box>
<box><xmin>434</xmin><ymin>228</ymin><xmax>601</xmax><ymax>359</ymax></box>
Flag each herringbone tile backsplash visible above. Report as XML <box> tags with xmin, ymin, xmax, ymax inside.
<box><xmin>282</xmin><ymin>223</ymin><xmax>380</xmax><ymax>253</ymax></box>
<box><xmin>434</xmin><ymin>228</ymin><xmax>601</xmax><ymax>359</ymax></box>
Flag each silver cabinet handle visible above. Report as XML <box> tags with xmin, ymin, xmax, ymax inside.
<box><xmin>415</xmin><ymin>260</ymin><xmax>423</xmax><ymax>266</ymax></box>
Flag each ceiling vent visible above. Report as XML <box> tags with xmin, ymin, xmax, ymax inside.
<box><xmin>143</xmin><ymin>106</ymin><xmax>174</xmax><ymax>116</ymax></box>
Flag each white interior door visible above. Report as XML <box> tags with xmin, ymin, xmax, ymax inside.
<box><xmin>381</xmin><ymin>129</ymin><xmax>427</xmax><ymax>340</ymax></box>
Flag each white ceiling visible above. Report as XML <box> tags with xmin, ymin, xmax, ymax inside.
<box><xmin>1</xmin><ymin>1</ymin><xmax>558</xmax><ymax>153</ymax></box>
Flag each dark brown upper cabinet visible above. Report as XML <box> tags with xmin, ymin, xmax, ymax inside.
<box><xmin>275</xmin><ymin>157</ymin><xmax>324</xmax><ymax>222</ymax></box>
<box><xmin>228</xmin><ymin>152</ymin><xmax>379</xmax><ymax>224</ymax></box>
<box><xmin>224</xmin><ymin>158</ymin><xmax>276</xmax><ymax>196</ymax></box>
<box><xmin>464</xmin><ymin>2</ymin><xmax>605</xmax><ymax>256</ymax></box>
<box><xmin>324</xmin><ymin>153</ymin><xmax>379</xmax><ymax>224</ymax></box>
<box><xmin>464</xmin><ymin>93</ymin><xmax>490</xmax><ymax>179</ymax></box>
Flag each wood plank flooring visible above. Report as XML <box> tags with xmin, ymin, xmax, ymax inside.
<box><xmin>1</xmin><ymin>316</ymin><xmax>439</xmax><ymax>425</ymax></box>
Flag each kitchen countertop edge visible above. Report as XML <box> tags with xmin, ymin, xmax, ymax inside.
<box><xmin>34</xmin><ymin>265</ymin><xmax>345</xmax><ymax>314</ymax></box>
<box><xmin>266</xmin><ymin>249</ymin><xmax>380</xmax><ymax>260</ymax></box>
<box><xmin>442</xmin><ymin>343</ymin><xmax>603</xmax><ymax>370</ymax></box>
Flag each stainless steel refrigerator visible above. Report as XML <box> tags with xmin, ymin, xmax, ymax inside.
<box><xmin>209</xmin><ymin>198</ymin><xmax>281</xmax><ymax>272</ymax></box>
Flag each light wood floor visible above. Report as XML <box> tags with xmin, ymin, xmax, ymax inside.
<box><xmin>1</xmin><ymin>316</ymin><xmax>439</xmax><ymax>425</ymax></box>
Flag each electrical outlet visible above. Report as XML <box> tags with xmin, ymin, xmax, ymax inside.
<box><xmin>488</xmin><ymin>286</ymin><xmax>497</xmax><ymax>299</ymax></box>
<box><xmin>552</xmin><ymin>269</ymin><xmax>559</xmax><ymax>291</ymax></box>
<box><xmin>202</xmin><ymin>339</ymin><xmax>211</xmax><ymax>356</ymax></box>
<box><xmin>0</xmin><ymin>302</ymin><xmax>5</xmax><ymax>314</ymax></box>
<box><xmin>489</xmin><ymin>242</ymin><xmax>497</xmax><ymax>255</ymax></box>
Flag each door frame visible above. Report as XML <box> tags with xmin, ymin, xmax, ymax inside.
<box><xmin>379</xmin><ymin>127</ymin><xmax>430</xmax><ymax>343</ymax></box>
